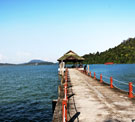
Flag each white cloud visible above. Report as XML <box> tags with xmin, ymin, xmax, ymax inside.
<box><xmin>0</xmin><ymin>53</ymin><xmax>7</xmax><ymax>63</ymax></box>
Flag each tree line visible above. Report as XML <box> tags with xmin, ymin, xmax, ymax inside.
<box><xmin>83</xmin><ymin>38</ymin><xmax>135</xmax><ymax>64</ymax></box>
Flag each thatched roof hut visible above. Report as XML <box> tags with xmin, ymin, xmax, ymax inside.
<box><xmin>57</xmin><ymin>50</ymin><xmax>84</xmax><ymax>63</ymax></box>
<box><xmin>57</xmin><ymin>50</ymin><xmax>84</xmax><ymax>75</ymax></box>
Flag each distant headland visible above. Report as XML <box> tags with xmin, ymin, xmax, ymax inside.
<box><xmin>0</xmin><ymin>59</ymin><xmax>55</xmax><ymax>66</ymax></box>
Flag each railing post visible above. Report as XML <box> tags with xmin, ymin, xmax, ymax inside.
<box><xmin>129</xmin><ymin>82</ymin><xmax>134</xmax><ymax>98</ymax></box>
<box><xmin>62</xmin><ymin>99</ymin><xmax>67</xmax><ymax>122</ymax></box>
<box><xmin>100</xmin><ymin>74</ymin><xmax>102</xmax><ymax>83</ymax></box>
<box><xmin>94</xmin><ymin>72</ymin><xmax>96</xmax><ymax>79</ymax></box>
<box><xmin>110</xmin><ymin>77</ymin><xmax>113</xmax><ymax>88</ymax></box>
<box><xmin>64</xmin><ymin>85</ymin><xmax>68</xmax><ymax>100</ymax></box>
<box><xmin>90</xmin><ymin>72</ymin><xmax>91</xmax><ymax>77</ymax></box>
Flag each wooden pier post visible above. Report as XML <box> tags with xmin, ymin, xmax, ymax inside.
<box><xmin>52</xmin><ymin>99</ymin><xmax>58</xmax><ymax>114</ymax></box>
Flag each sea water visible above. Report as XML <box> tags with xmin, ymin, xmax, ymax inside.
<box><xmin>0</xmin><ymin>65</ymin><xmax>59</xmax><ymax>122</ymax></box>
<box><xmin>0</xmin><ymin>64</ymin><xmax>135</xmax><ymax>121</ymax></box>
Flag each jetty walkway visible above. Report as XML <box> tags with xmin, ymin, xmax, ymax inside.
<box><xmin>53</xmin><ymin>69</ymin><xmax>135</xmax><ymax>122</ymax></box>
<box><xmin>67</xmin><ymin>69</ymin><xmax>135</xmax><ymax>122</ymax></box>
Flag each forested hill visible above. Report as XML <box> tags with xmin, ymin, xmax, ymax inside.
<box><xmin>83</xmin><ymin>38</ymin><xmax>135</xmax><ymax>64</ymax></box>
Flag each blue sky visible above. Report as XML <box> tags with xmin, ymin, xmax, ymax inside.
<box><xmin>0</xmin><ymin>0</ymin><xmax>135</xmax><ymax>63</ymax></box>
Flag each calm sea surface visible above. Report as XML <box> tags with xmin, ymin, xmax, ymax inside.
<box><xmin>0</xmin><ymin>64</ymin><xmax>135</xmax><ymax>122</ymax></box>
<box><xmin>0</xmin><ymin>65</ymin><xmax>59</xmax><ymax>122</ymax></box>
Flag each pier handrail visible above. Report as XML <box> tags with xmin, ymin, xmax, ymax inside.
<box><xmin>62</xmin><ymin>68</ymin><xmax>68</xmax><ymax>122</ymax></box>
<box><xmin>113</xmin><ymin>78</ymin><xmax>129</xmax><ymax>85</ymax></box>
<box><xmin>91</xmin><ymin>71</ymin><xmax>129</xmax><ymax>86</ymax></box>
<box><xmin>62</xmin><ymin>99</ymin><xmax>67</xmax><ymax>122</ymax></box>
<box><xmin>95</xmin><ymin>71</ymin><xmax>128</xmax><ymax>85</ymax></box>
<box><xmin>78</xmin><ymin>68</ymin><xmax>135</xmax><ymax>98</ymax></box>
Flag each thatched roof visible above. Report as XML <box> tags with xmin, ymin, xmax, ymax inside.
<box><xmin>57</xmin><ymin>50</ymin><xmax>84</xmax><ymax>62</ymax></box>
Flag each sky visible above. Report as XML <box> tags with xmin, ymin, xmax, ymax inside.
<box><xmin>0</xmin><ymin>0</ymin><xmax>135</xmax><ymax>63</ymax></box>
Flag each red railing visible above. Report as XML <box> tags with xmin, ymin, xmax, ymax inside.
<box><xmin>62</xmin><ymin>68</ymin><xmax>68</xmax><ymax>122</ymax></box>
<box><xmin>78</xmin><ymin>68</ymin><xmax>135</xmax><ymax>99</ymax></box>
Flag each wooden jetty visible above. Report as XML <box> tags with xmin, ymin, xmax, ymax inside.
<box><xmin>52</xmin><ymin>50</ymin><xmax>135</xmax><ymax>122</ymax></box>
